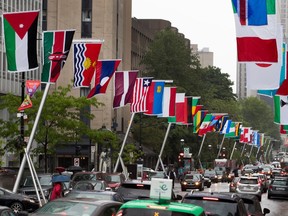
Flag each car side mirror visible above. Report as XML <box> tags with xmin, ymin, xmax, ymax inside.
<box><xmin>263</xmin><ymin>208</ymin><xmax>270</xmax><ymax>215</ymax></box>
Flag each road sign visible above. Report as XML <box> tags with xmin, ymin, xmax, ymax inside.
<box><xmin>184</xmin><ymin>147</ymin><xmax>190</xmax><ymax>157</ymax></box>
<box><xmin>74</xmin><ymin>157</ymin><xmax>80</xmax><ymax>166</ymax></box>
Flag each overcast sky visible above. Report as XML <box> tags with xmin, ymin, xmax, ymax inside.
<box><xmin>132</xmin><ymin>0</ymin><xmax>237</xmax><ymax>92</ymax></box>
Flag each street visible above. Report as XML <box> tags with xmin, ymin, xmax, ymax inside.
<box><xmin>173</xmin><ymin>181</ymin><xmax>286</xmax><ymax>216</ymax></box>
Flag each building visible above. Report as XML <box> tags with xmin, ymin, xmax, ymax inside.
<box><xmin>191</xmin><ymin>44</ymin><xmax>214</xmax><ymax>68</ymax></box>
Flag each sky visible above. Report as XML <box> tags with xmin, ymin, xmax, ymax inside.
<box><xmin>132</xmin><ymin>0</ymin><xmax>237</xmax><ymax>92</ymax></box>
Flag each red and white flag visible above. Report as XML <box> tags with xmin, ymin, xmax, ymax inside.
<box><xmin>113</xmin><ymin>71</ymin><xmax>138</xmax><ymax>109</ymax></box>
<box><xmin>158</xmin><ymin>87</ymin><xmax>176</xmax><ymax>117</ymax></box>
<box><xmin>240</xmin><ymin>127</ymin><xmax>253</xmax><ymax>143</ymax></box>
<box><xmin>130</xmin><ymin>78</ymin><xmax>152</xmax><ymax>113</ymax></box>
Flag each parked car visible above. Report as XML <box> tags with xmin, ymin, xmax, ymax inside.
<box><xmin>236</xmin><ymin>176</ymin><xmax>262</xmax><ymax>201</ymax></box>
<box><xmin>267</xmin><ymin>176</ymin><xmax>288</xmax><ymax>199</ymax></box>
<box><xmin>203</xmin><ymin>169</ymin><xmax>218</xmax><ymax>183</ymax></box>
<box><xmin>116</xmin><ymin>180</ymin><xmax>182</xmax><ymax>202</ymax></box>
<box><xmin>30</xmin><ymin>198</ymin><xmax>122</xmax><ymax>216</ymax></box>
<box><xmin>69</xmin><ymin>171</ymin><xmax>108</xmax><ymax>189</ymax></box>
<box><xmin>72</xmin><ymin>180</ymin><xmax>111</xmax><ymax>191</ymax></box>
<box><xmin>0</xmin><ymin>187</ymin><xmax>39</xmax><ymax>214</ymax></box>
<box><xmin>180</xmin><ymin>173</ymin><xmax>204</xmax><ymax>191</ymax></box>
<box><xmin>65</xmin><ymin>190</ymin><xmax>125</xmax><ymax>202</ymax></box>
<box><xmin>237</xmin><ymin>194</ymin><xmax>270</xmax><ymax>216</ymax></box>
<box><xmin>106</xmin><ymin>172</ymin><xmax>126</xmax><ymax>191</ymax></box>
<box><xmin>117</xmin><ymin>199</ymin><xmax>206</xmax><ymax>216</ymax></box>
<box><xmin>229</xmin><ymin>177</ymin><xmax>240</xmax><ymax>193</ymax></box>
<box><xmin>182</xmin><ymin>191</ymin><xmax>248</xmax><ymax>216</ymax></box>
<box><xmin>18</xmin><ymin>174</ymin><xmax>53</xmax><ymax>199</ymax></box>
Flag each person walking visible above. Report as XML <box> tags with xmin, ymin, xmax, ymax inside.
<box><xmin>49</xmin><ymin>182</ymin><xmax>63</xmax><ymax>201</ymax></box>
<box><xmin>168</xmin><ymin>168</ymin><xmax>176</xmax><ymax>189</ymax></box>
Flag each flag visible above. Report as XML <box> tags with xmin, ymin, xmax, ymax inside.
<box><xmin>205</xmin><ymin>114</ymin><xmax>225</xmax><ymax>133</ymax></box>
<box><xmin>145</xmin><ymin>81</ymin><xmax>165</xmax><ymax>115</ymax></box>
<box><xmin>42</xmin><ymin>30</ymin><xmax>75</xmax><ymax>83</ymax></box>
<box><xmin>259</xmin><ymin>133</ymin><xmax>265</xmax><ymax>147</ymax></box>
<box><xmin>184</xmin><ymin>97</ymin><xmax>193</xmax><ymax>124</ymax></box>
<box><xmin>234</xmin><ymin>122</ymin><xmax>242</xmax><ymax>139</ymax></box>
<box><xmin>158</xmin><ymin>87</ymin><xmax>176</xmax><ymax>117</ymax></box>
<box><xmin>240</xmin><ymin>127</ymin><xmax>252</xmax><ymax>143</ymax></box>
<box><xmin>73</xmin><ymin>42</ymin><xmax>102</xmax><ymax>88</ymax></box>
<box><xmin>87</xmin><ymin>59</ymin><xmax>121</xmax><ymax>98</ymax></box>
<box><xmin>130</xmin><ymin>78</ymin><xmax>152</xmax><ymax>113</ymax></box>
<box><xmin>113</xmin><ymin>71</ymin><xmax>138</xmax><ymax>109</ymax></box>
<box><xmin>280</xmin><ymin>125</ymin><xmax>288</xmax><ymax>134</ymax></box>
<box><xmin>192</xmin><ymin>97</ymin><xmax>201</xmax><ymax>117</ymax></box>
<box><xmin>215</xmin><ymin>116</ymin><xmax>228</xmax><ymax>132</ymax></box>
<box><xmin>26</xmin><ymin>80</ymin><xmax>40</xmax><ymax>97</ymax></box>
<box><xmin>232</xmin><ymin>0</ymin><xmax>278</xmax><ymax>62</ymax></box>
<box><xmin>168</xmin><ymin>93</ymin><xmax>185</xmax><ymax>123</ymax></box>
<box><xmin>274</xmin><ymin>95</ymin><xmax>288</xmax><ymax>124</ymax></box>
<box><xmin>252</xmin><ymin>130</ymin><xmax>259</xmax><ymax>145</ymax></box>
<box><xmin>222</xmin><ymin>121</ymin><xmax>236</xmax><ymax>138</ymax></box>
<box><xmin>193</xmin><ymin>109</ymin><xmax>207</xmax><ymax>133</ymax></box>
<box><xmin>198</xmin><ymin>113</ymin><xmax>214</xmax><ymax>137</ymax></box>
<box><xmin>18</xmin><ymin>95</ymin><xmax>32</xmax><ymax>111</ymax></box>
<box><xmin>3</xmin><ymin>11</ymin><xmax>39</xmax><ymax>72</ymax></box>
<box><xmin>246</xmin><ymin>25</ymin><xmax>283</xmax><ymax>90</ymax></box>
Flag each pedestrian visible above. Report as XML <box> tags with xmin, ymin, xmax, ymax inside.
<box><xmin>49</xmin><ymin>182</ymin><xmax>63</xmax><ymax>201</ymax></box>
<box><xmin>233</xmin><ymin>166</ymin><xmax>240</xmax><ymax>177</ymax></box>
<box><xmin>168</xmin><ymin>168</ymin><xmax>176</xmax><ymax>189</ymax></box>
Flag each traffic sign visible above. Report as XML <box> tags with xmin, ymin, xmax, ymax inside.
<box><xmin>74</xmin><ymin>157</ymin><xmax>80</xmax><ymax>166</ymax></box>
<box><xmin>184</xmin><ymin>147</ymin><xmax>190</xmax><ymax>156</ymax></box>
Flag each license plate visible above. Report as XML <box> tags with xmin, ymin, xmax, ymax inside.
<box><xmin>276</xmin><ymin>187</ymin><xmax>285</xmax><ymax>191</ymax></box>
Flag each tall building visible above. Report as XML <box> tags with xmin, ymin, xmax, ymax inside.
<box><xmin>191</xmin><ymin>44</ymin><xmax>214</xmax><ymax>68</ymax></box>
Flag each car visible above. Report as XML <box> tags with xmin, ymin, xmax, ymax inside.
<box><xmin>229</xmin><ymin>177</ymin><xmax>240</xmax><ymax>193</ymax></box>
<box><xmin>0</xmin><ymin>187</ymin><xmax>39</xmax><ymax>214</ymax></box>
<box><xmin>203</xmin><ymin>176</ymin><xmax>212</xmax><ymax>188</ymax></box>
<box><xmin>148</xmin><ymin>171</ymin><xmax>168</xmax><ymax>179</ymax></box>
<box><xmin>106</xmin><ymin>172</ymin><xmax>126</xmax><ymax>191</ymax></box>
<box><xmin>116</xmin><ymin>199</ymin><xmax>206</xmax><ymax>216</ymax></box>
<box><xmin>259</xmin><ymin>165</ymin><xmax>273</xmax><ymax>178</ymax></box>
<box><xmin>242</xmin><ymin>165</ymin><xmax>260</xmax><ymax>174</ymax></box>
<box><xmin>30</xmin><ymin>198</ymin><xmax>122</xmax><ymax>216</ymax></box>
<box><xmin>72</xmin><ymin>180</ymin><xmax>111</xmax><ymax>191</ymax></box>
<box><xmin>116</xmin><ymin>180</ymin><xmax>182</xmax><ymax>202</ymax></box>
<box><xmin>237</xmin><ymin>194</ymin><xmax>270</xmax><ymax>216</ymax></box>
<box><xmin>180</xmin><ymin>173</ymin><xmax>204</xmax><ymax>191</ymax></box>
<box><xmin>18</xmin><ymin>174</ymin><xmax>53</xmax><ymax>200</ymax></box>
<box><xmin>182</xmin><ymin>191</ymin><xmax>249</xmax><ymax>216</ymax></box>
<box><xmin>203</xmin><ymin>169</ymin><xmax>218</xmax><ymax>183</ymax></box>
<box><xmin>65</xmin><ymin>190</ymin><xmax>125</xmax><ymax>202</ymax></box>
<box><xmin>267</xmin><ymin>176</ymin><xmax>288</xmax><ymax>199</ymax></box>
<box><xmin>69</xmin><ymin>171</ymin><xmax>108</xmax><ymax>189</ymax></box>
<box><xmin>252</xmin><ymin>173</ymin><xmax>269</xmax><ymax>193</ymax></box>
<box><xmin>236</xmin><ymin>176</ymin><xmax>262</xmax><ymax>201</ymax></box>
<box><xmin>0</xmin><ymin>206</ymin><xmax>20</xmax><ymax>216</ymax></box>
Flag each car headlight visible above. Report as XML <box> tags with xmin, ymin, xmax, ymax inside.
<box><xmin>195</xmin><ymin>182</ymin><xmax>200</xmax><ymax>185</ymax></box>
<box><xmin>183</xmin><ymin>182</ymin><xmax>187</xmax><ymax>185</ymax></box>
<box><xmin>24</xmin><ymin>198</ymin><xmax>36</xmax><ymax>203</ymax></box>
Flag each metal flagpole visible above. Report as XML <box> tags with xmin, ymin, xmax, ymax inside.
<box><xmin>155</xmin><ymin>123</ymin><xmax>172</xmax><ymax>171</ymax></box>
<box><xmin>241</xmin><ymin>143</ymin><xmax>246</xmax><ymax>157</ymax></box>
<box><xmin>13</xmin><ymin>83</ymin><xmax>51</xmax><ymax>193</ymax></box>
<box><xmin>264</xmin><ymin>139</ymin><xmax>271</xmax><ymax>163</ymax></box>
<box><xmin>114</xmin><ymin>112</ymin><xmax>135</xmax><ymax>173</ymax></box>
<box><xmin>216</xmin><ymin>135</ymin><xmax>225</xmax><ymax>158</ymax></box>
<box><xmin>197</xmin><ymin>134</ymin><xmax>206</xmax><ymax>157</ymax></box>
<box><xmin>230</xmin><ymin>141</ymin><xmax>237</xmax><ymax>160</ymax></box>
<box><xmin>249</xmin><ymin>144</ymin><xmax>254</xmax><ymax>157</ymax></box>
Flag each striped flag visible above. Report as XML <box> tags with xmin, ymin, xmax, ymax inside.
<box><xmin>42</xmin><ymin>30</ymin><xmax>75</xmax><ymax>83</ymax></box>
<box><xmin>193</xmin><ymin>109</ymin><xmax>207</xmax><ymax>133</ymax></box>
<box><xmin>113</xmin><ymin>71</ymin><xmax>138</xmax><ymax>109</ymax></box>
<box><xmin>130</xmin><ymin>78</ymin><xmax>152</xmax><ymax>113</ymax></box>
<box><xmin>3</xmin><ymin>11</ymin><xmax>39</xmax><ymax>72</ymax></box>
<box><xmin>158</xmin><ymin>87</ymin><xmax>176</xmax><ymax>117</ymax></box>
<box><xmin>73</xmin><ymin>42</ymin><xmax>102</xmax><ymax>88</ymax></box>
<box><xmin>168</xmin><ymin>93</ymin><xmax>186</xmax><ymax>124</ymax></box>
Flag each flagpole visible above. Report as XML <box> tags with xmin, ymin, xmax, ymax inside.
<box><xmin>216</xmin><ymin>135</ymin><xmax>225</xmax><ymax>158</ymax></box>
<box><xmin>230</xmin><ymin>141</ymin><xmax>237</xmax><ymax>160</ymax></box>
<box><xmin>241</xmin><ymin>143</ymin><xmax>246</xmax><ymax>157</ymax></box>
<box><xmin>248</xmin><ymin>144</ymin><xmax>254</xmax><ymax>157</ymax></box>
<box><xmin>114</xmin><ymin>112</ymin><xmax>135</xmax><ymax>174</ymax></box>
<box><xmin>256</xmin><ymin>147</ymin><xmax>261</xmax><ymax>161</ymax></box>
<box><xmin>13</xmin><ymin>83</ymin><xmax>51</xmax><ymax>193</ymax></box>
<box><xmin>155</xmin><ymin>123</ymin><xmax>172</xmax><ymax>171</ymax></box>
<box><xmin>197</xmin><ymin>134</ymin><xmax>206</xmax><ymax>157</ymax></box>
<box><xmin>264</xmin><ymin>139</ymin><xmax>271</xmax><ymax>163</ymax></box>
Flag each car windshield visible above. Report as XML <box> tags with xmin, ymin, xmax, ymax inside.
<box><xmin>35</xmin><ymin>200</ymin><xmax>97</xmax><ymax>215</ymax></box>
<box><xmin>183</xmin><ymin>199</ymin><xmax>238</xmax><ymax>216</ymax></box>
<box><xmin>185</xmin><ymin>175</ymin><xmax>199</xmax><ymax>180</ymax></box>
<box><xmin>117</xmin><ymin>184</ymin><xmax>150</xmax><ymax>199</ymax></box>
<box><xmin>239</xmin><ymin>178</ymin><xmax>258</xmax><ymax>184</ymax></box>
<box><xmin>107</xmin><ymin>175</ymin><xmax>121</xmax><ymax>183</ymax></box>
<box><xmin>74</xmin><ymin>182</ymin><xmax>104</xmax><ymax>190</ymax></box>
<box><xmin>119</xmin><ymin>208</ymin><xmax>197</xmax><ymax>216</ymax></box>
<box><xmin>23</xmin><ymin>176</ymin><xmax>51</xmax><ymax>187</ymax></box>
<box><xmin>204</xmin><ymin>170</ymin><xmax>215</xmax><ymax>175</ymax></box>
<box><xmin>73</xmin><ymin>174</ymin><xmax>98</xmax><ymax>181</ymax></box>
<box><xmin>272</xmin><ymin>179</ymin><xmax>288</xmax><ymax>186</ymax></box>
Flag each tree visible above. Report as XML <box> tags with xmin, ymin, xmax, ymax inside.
<box><xmin>0</xmin><ymin>85</ymin><xmax>101</xmax><ymax>172</ymax></box>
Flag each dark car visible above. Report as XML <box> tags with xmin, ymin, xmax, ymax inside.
<box><xmin>65</xmin><ymin>190</ymin><xmax>124</xmax><ymax>202</ymax></box>
<box><xmin>106</xmin><ymin>172</ymin><xmax>126</xmax><ymax>191</ymax></box>
<box><xmin>69</xmin><ymin>172</ymin><xmax>108</xmax><ymax>189</ymax></box>
<box><xmin>180</xmin><ymin>174</ymin><xmax>204</xmax><ymax>191</ymax></box>
<box><xmin>30</xmin><ymin>198</ymin><xmax>122</xmax><ymax>216</ymax></box>
<box><xmin>18</xmin><ymin>174</ymin><xmax>53</xmax><ymax>200</ymax></box>
<box><xmin>203</xmin><ymin>169</ymin><xmax>218</xmax><ymax>183</ymax></box>
<box><xmin>267</xmin><ymin>176</ymin><xmax>288</xmax><ymax>199</ymax></box>
<box><xmin>237</xmin><ymin>194</ymin><xmax>270</xmax><ymax>216</ymax></box>
<box><xmin>72</xmin><ymin>180</ymin><xmax>111</xmax><ymax>191</ymax></box>
<box><xmin>182</xmin><ymin>191</ymin><xmax>248</xmax><ymax>216</ymax></box>
<box><xmin>116</xmin><ymin>180</ymin><xmax>182</xmax><ymax>202</ymax></box>
<box><xmin>0</xmin><ymin>187</ymin><xmax>39</xmax><ymax>214</ymax></box>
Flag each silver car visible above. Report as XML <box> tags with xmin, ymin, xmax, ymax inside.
<box><xmin>236</xmin><ymin>176</ymin><xmax>262</xmax><ymax>201</ymax></box>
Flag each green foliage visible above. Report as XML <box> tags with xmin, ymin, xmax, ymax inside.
<box><xmin>122</xmin><ymin>143</ymin><xmax>144</xmax><ymax>164</ymax></box>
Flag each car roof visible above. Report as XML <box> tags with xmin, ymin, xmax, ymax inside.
<box><xmin>52</xmin><ymin>197</ymin><xmax>121</xmax><ymax>205</ymax></box>
<box><xmin>184</xmin><ymin>192</ymin><xmax>241</xmax><ymax>202</ymax></box>
<box><xmin>69</xmin><ymin>190</ymin><xmax>116</xmax><ymax>195</ymax></box>
<box><xmin>240</xmin><ymin>176</ymin><xmax>258</xmax><ymax>179</ymax></box>
<box><xmin>120</xmin><ymin>199</ymin><xmax>205</xmax><ymax>214</ymax></box>
<box><xmin>122</xmin><ymin>180</ymin><xmax>151</xmax><ymax>185</ymax></box>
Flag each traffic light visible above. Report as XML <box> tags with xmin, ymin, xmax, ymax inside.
<box><xmin>75</xmin><ymin>145</ymin><xmax>81</xmax><ymax>155</ymax></box>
